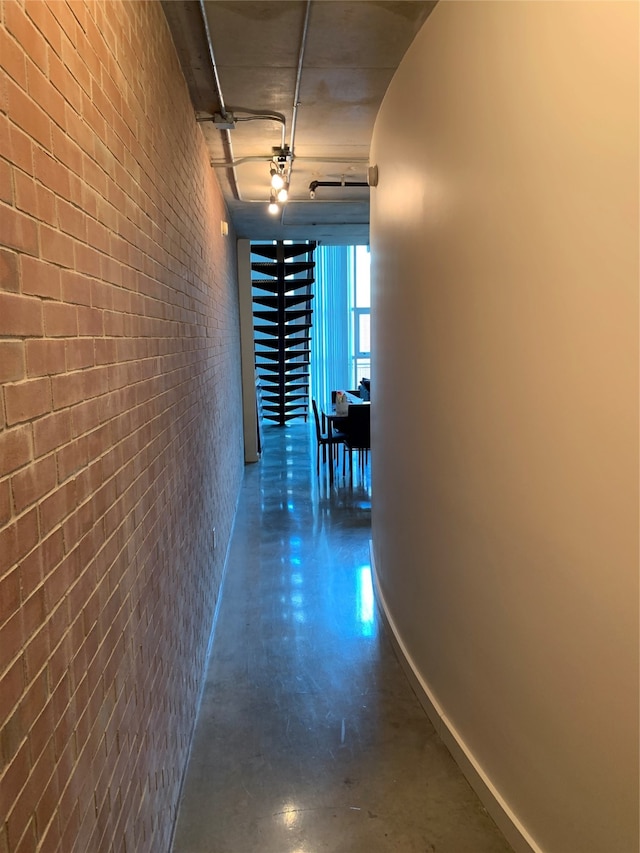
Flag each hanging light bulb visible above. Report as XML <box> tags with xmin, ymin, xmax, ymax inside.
<box><xmin>276</xmin><ymin>184</ymin><xmax>289</xmax><ymax>203</ymax></box>
<box><xmin>268</xmin><ymin>190</ymin><xmax>279</xmax><ymax>215</ymax></box>
<box><xmin>270</xmin><ymin>166</ymin><xmax>285</xmax><ymax>191</ymax></box>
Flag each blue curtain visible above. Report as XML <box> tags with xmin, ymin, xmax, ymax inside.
<box><xmin>310</xmin><ymin>245</ymin><xmax>353</xmax><ymax>407</ymax></box>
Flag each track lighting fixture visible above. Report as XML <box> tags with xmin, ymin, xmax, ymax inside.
<box><xmin>267</xmin><ymin>148</ymin><xmax>291</xmax><ymax>213</ymax></box>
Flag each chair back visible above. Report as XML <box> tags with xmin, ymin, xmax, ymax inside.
<box><xmin>344</xmin><ymin>404</ymin><xmax>370</xmax><ymax>450</ymax></box>
<box><xmin>311</xmin><ymin>399</ymin><xmax>323</xmax><ymax>440</ymax></box>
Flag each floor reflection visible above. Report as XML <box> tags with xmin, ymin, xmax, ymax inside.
<box><xmin>172</xmin><ymin>421</ymin><xmax>513</xmax><ymax>853</ymax></box>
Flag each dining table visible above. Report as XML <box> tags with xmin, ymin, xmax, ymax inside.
<box><xmin>322</xmin><ymin>392</ymin><xmax>369</xmax><ymax>483</ymax></box>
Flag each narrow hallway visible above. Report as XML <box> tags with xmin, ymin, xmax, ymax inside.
<box><xmin>172</xmin><ymin>423</ymin><xmax>512</xmax><ymax>853</ymax></box>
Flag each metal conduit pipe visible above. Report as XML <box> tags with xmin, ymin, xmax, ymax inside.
<box><xmin>197</xmin><ymin>111</ymin><xmax>286</xmax><ymax>150</ymax></box>
<box><xmin>308</xmin><ymin>180</ymin><xmax>369</xmax><ymax>199</ymax></box>
<box><xmin>210</xmin><ymin>156</ymin><xmax>369</xmax><ymax>169</ymax></box>
<box><xmin>287</xmin><ymin>0</ymin><xmax>313</xmax><ymax>183</ymax></box>
<box><xmin>232</xmin><ymin>108</ymin><xmax>287</xmax><ymax>149</ymax></box>
<box><xmin>197</xmin><ymin>0</ymin><xmax>242</xmax><ymax>200</ymax></box>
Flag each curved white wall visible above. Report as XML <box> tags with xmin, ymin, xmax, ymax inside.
<box><xmin>370</xmin><ymin>3</ymin><xmax>639</xmax><ymax>851</ymax></box>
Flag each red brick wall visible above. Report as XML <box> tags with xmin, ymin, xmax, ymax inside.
<box><xmin>0</xmin><ymin>2</ymin><xmax>245</xmax><ymax>851</ymax></box>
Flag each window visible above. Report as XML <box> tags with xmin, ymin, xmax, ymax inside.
<box><xmin>310</xmin><ymin>244</ymin><xmax>371</xmax><ymax>404</ymax></box>
<box><xmin>352</xmin><ymin>245</ymin><xmax>371</xmax><ymax>388</ymax></box>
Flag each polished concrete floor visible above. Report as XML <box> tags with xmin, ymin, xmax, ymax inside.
<box><xmin>171</xmin><ymin>423</ymin><xmax>513</xmax><ymax>853</ymax></box>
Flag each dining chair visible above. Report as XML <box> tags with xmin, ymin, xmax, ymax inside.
<box><xmin>342</xmin><ymin>404</ymin><xmax>371</xmax><ymax>474</ymax></box>
<box><xmin>312</xmin><ymin>399</ymin><xmax>346</xmax><ymax>475</ymax></box>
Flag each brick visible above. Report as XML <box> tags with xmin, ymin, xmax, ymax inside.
<box><xmin>77</xmin><ymin>305</ymin><xmax>104</xmax><ymax>337</ymax></box>
<box><xmin>65</xmin><ymin>339</ymin><xmax>94</xmax><ymax>371</ymax></box>
<box><xmin>34</xmin><ymin>148</ymin><xmax>71</xmax><ymax>201</ymax></box>
<box><xmin>37</xmin><ymin>818</ymin><xmax>61</xmax><ymax>853</ymax></box>
<box><xmin>0</xmin><ymin>249</ymin><xmax>20</xmax><ymax>293</ymax></box>
<box><xmin>27</xmin><ymin>62</ymin><xmax>66</xmax><ymax>131</ymax></box>
<box><xmin>5</xmin><ymin>77</ymin><xmax>51</xmax><ymax>152</ymax></box>
<box><xmin>0</xmin><ymin>159</ymin><xmax>12</xmax><ymax>205</ymax></box>
<box><xmin>0</xmin><ymin>743</ymin><xmax>31</xmax><ymax>828</ymax></box>
<box><xmin>0</xmin><ymin>609</ymin><xmax>24</xmax><ymax>673</ymax></box>
<box><xmin>47</xmin><ymin>633</ymin><xmax>70</xmax><ymax>694</ymax></box>
<box><xmin>44</xmin><ymin>550</ymin><xmax>78</xmax><ymax>611</ymax></box>
<box><xmin>82</xmin><ymin>367</ymin><xmax>109</xmax><ymax>400</ymax></box>
<box><xmin>81</xmin><ymin>149</ymin><xmax>108</xmax><ymax>197</ymax></box>
<box><xmin>15</xmin><ymin>673</ymin><xmax>48</xmax><ymax>756</ymax></box>
<box><xmin>0</xmin><ymin>293</ymin><xmax>43</xmax><ymax>338</ymax></box>
<box><xmin>14</xmin><ymin>172</ymin><xmax>39</xmax><ymax>219</ymax></box>
<box><xmin>1</xmin><ymin>705</ymin><xmax>26</xmax><ymax>772</ymax></box>
<box><xmin>59</xmin><ymin>270</ymin><xmax>91</xmax><ymax>307</ymax></box>
<box><xmin>9</xmin><ymin>125</ymin><xmax>34</xmax><ymax>176</ymax></box>
<box><xmin>100</xmin><ymin>255</ymin><xmax>122</xmax><ymax>288</ymax></box>
<box><xmin>8</xmin><ymin>741</ymin><xmax>51</xmax><ymax>850</ymax></box>
<box><xmin>91</xmin><ymin>281</ymin><xmax>114</xmax><ymax>311</ymax></box>
<box><xmin>0</xmin><ymin>507</ymin><xmax>39</xmax><ymax>577</ymax></box>
<box><xmin>39</xmin><ymin>481</ymin><xmax>77</xmax><ymax>538</ymax></box>
<box><xmin>51</xmin><ymin>373</ymin><xmax>85</xmax><ymax>410</ymax></box>
<box><xmin>5</xmin><ymin>0</ymin><xmax>48</xmax><ymax>74</ymax></box>
<box><xmin>49</xmin><ymin>2</ymin><xmax>79</xmax><ymax>49</ymax></box>
<box><xmin>24</xmin><ymin>625</ymin><xmax>49</xmax><ymax>683</ymax></box>
<box><xmin>61</xmin><ymin>108</ymin><xmax>88</xmax><ymax>157</ymax></box>
<box><xmin>39</xmin><ymin>226</ymin><xmax>74</xmax><ymax>270</ymax></box>
<box><xmin>0</xmin><ymin>22</ymin><xmax>27</xmax><ymax>89</ymax></box>
<box><xmin>43</xmin><ymin>302</ymin><xmax>78</xmax><ymax>337</ymax></box>
<box><xmin>27</xmin><ymin>700</ymin><xmax>55</xmax><ymax>772</ymax></box>
<box><xmin>10</xmin><ymin>818</ymin><xmax>37</xmax><ymax>853</ymax></box>
<box><xmin>56</xmin><ymin>437</ymin><xmax>88</xmax><ymax>481</ymax></box>
<box><xmin>4</xmin><ymin>378</ymin><xmax>52</xmax><ymax>426</ymax></box>
<box><xmin>0</xmin><ymin>112</ymin><xmax>9</xmax><ymax>161</ymax></box>
<box><xmin>18</xmin><ymin>548</ymin><xmax>42</xmax><ymax>605</ymax></box>
<box><xmin>68</xmin><ymin>171</ymin><xmax>84</xmax><ymax>212</ymax></box>
<box><xmin>35</xmin><ymin>183</ymin><xmax>57</xmax><ymax>227</ymax></box>
<box><xmin>75</xmin><ymin>243</ymin><xmax>102</xmax><ymax>279</ymax></box>
<box><xmin>0</xmin><ymin>425</ymin><xmax>33</xmax><ymax>477</ymax></box>
<box><xmin>11</xmin><ymin>454</ymin><xmax>57</xmax><ymax>513</ymax></box>
<box><xmin>56</xmin><ymin>197</ymin><xmax>86</xmax><ymax>242</ymax></box>
<box><xmin>94</xmin><ymin>339</ymin><xmax>116</xmax><ymax>365</ymax></box>
<box><xmin>0</xmin><ymin>657</ymin><xmax>25</xmax><ymax>719</ymax></box>
<box><xmin>71</xmin><ymin>400</ymin><xmax>101</xmax><ymax>438</ymax></box>
<box><xmin>20</xmin><ymin>256</ymin><xmax>62</xmax><ymax>300</ymax></box>
<box><xmin>87</xmin><ymin>423</ymin><xmax>111</xmax><ymax>466</ymax></box>
<box><xmin>86</xmin><ymin>218</ymin><xmax>110</xmax><ymax>255</ymax></box>
<box><xmin>61</xmin><ymin>31</ymin><xmax>91</xmax><ymax>93</ymax></box>
<box><xmin>0</xmin><ymin>342</ymin><xmax>25</xmax><ymax>383</ymax></box>
<box><xmin>103</xmin><ymin>311</ymin><xmax>124</xmax><ymax>337</ymax></box>
<box><xmin>0</xmin><ymin>479</ymin><xmax>11</xmax><ymax>528</ymax></box>
<box><xmin>25</xmin><ymin>1</ymin><xmax>63</xmax><ymax>58</ymax></box>
<box><xmin>60</xmin><ymin>505</ymin><xmax>93</xmax><ymax>558</ymax></box>
<box><xmin>32</xmin><ymin>410</ymin><xmax>71</xmax><ymax>457</ymax></box>
<box><xmin>39</xmin><ymin>529</ymin><xmax>65</xmax><ymax>582</ymax></box>
<box><xmin>0</xmin><ymin>566</ymin><xmax>21</xmax><ymax>629</ymax></box>
<box><xmin>25</xmin><ymin>339</ymin><xmax>66</xmax><ymax>378</ymax></box>
<box><xmin>0</xmin><ymin>206</ymin><xmax>39</xmax><ymax>257</ymax></box>
<box><xmin>51</xmin><ymin>125</ymin><xmax>83</xmax><ymax>180</ymax></box>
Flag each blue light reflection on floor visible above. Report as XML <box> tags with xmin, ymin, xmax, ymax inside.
<box><xmin>356</xmin><ymin>565</ymin><xmax>375</xmax><ymax>637</ymax></box>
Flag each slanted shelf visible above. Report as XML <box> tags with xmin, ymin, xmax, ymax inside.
<box><xmin>251</xmin><ymin>241</ymin><xmax>316</xmax><ymax>425</ymax></box>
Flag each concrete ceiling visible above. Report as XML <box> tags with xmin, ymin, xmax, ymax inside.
<box><xmin>162</xmin><ymin>1</ymin><xmax>436</xmax><ymax>244</ymax></box>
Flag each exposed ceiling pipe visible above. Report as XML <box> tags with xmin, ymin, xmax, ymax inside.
<box><xmin>232</xmin><ymin>108</ymin><xmax>287</xmax><ymax>150</ymax></box>
<box><xmin>197</xmin><ymin>111</ymin><xmax>286</xmax><ymax>150</ymax></box>
<box><xmin>210</xmin><ymin>155</ymin><xmax>369</xmax><ymax>169</ymax></box>
<box><xmin>308</xmin><ymin>180</ymin><xmax>369</xmax><ymax>199</ymax></box>
<box><xmin>197</xmin><ymin>0</ymin><xmax>242</xmax><ymax>200</ymax></box>
<box><xmin>286</xmin><ymin>0</ymin><xmax>313</xmax><ymax>184</ymax></box>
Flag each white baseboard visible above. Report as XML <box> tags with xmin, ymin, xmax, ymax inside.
<box><xmin>369</xmin><ymin>541</ymin><xmax>543</xmax><ymax>853</ymax></box>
